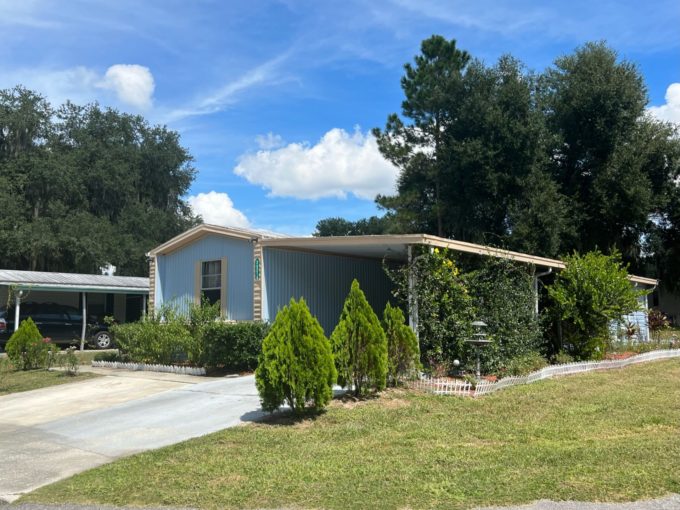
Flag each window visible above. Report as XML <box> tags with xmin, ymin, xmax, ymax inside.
<box><xmin>201</xmin><ymin>260</ymin><xmax>222</xmax><ymax>305</ymax></box>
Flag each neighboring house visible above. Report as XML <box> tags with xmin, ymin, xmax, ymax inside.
<box><xmin>148</xmin><ymin>224</ymin><xmax>657</xmax><ymax>339</ymax></box>
<box><xmin>0</xmin><ymin>269</ymin><xmax>149</xmax><ymax>345</ymax></box>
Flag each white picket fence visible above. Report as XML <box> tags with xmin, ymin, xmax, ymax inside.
<box><xmin>410</xmin><ymin>377</ymin><xmax>473</xmax><ymax>396</ymax></box>
<box><xmin>412</xmin><ymin>349</ymin><xmax>680</xmax><ymax>398</ymax></box>
<box><xmin>91</xmin><ymin>360</ymin><xmax>206</xmax><ymax>376</ymax></box>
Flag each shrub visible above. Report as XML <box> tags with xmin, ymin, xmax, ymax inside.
<box><xmin>463</xmin><ymin>258</ymin><xmax>545</xmax><ymax>373</ymax></box>
<box><xmin>187</xmin><ymin>298</ymin><xmax>221</xmax><ymax>363</ymax></box>
<box><xmin>112</xmin><ymin>310</ymin><xmax>193</xmax><ymax>365</ymax></box>
<box><xmin>200</xmin><ymin>321</ymin><xmax>269</xmax><ymax>370</ymax></box>
<box><xmin>382</xmin><ymin>302</ymin><xmax>420</xmax><ymax>386</ymax></box>
<box><xmin>547</xmin><ymin>250</ymin><xmax>645</xmax><ymax>360</ymax></box>
<box><xmin>255</xmin><ymin>298</ymin><xmax>336</xmax><ymax>413</ymax></box>
<box><xmin>59</xmin><ymin>347</ymin><xmax>80</xmax><ymax>375</ymax></box>
<box><xmin>5</xmin><ymin>318</ymin><xmax>53</xmax><ymax>370</ymax></box>
<box><xmin>385</xmin><ymin>247</ymin><xmax>474</xmax><ymax>368</ymax></box>
<box><xmin>93</xmin><ymin>351</ymin><xmax>124</xmax><ymax>362</ymax></box>
<box><xmin>504</xmin><ymin>352</ymin><xmax>548</xmax><ymax>376</ymax></box>
<box><xmin>648</xmin><ymin>309</ymin><xmax>670</xmax><ymax>342</ymax></box>
<box><xmin>551</xmin><ymin>351</ymin><xmax>574</xmax><ymax>365</ymax></box>
<box><xmin>331</xmin><ymin>279</ymin><xmax>388</xmax><ymax>397</ymax></box>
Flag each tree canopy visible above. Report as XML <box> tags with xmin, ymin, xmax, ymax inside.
<box><xmin>0</xmin><ymin>86</ymin><xmax>198</xmax><ymax>276</ymax></box>
<box><xmin>318</xmin><ymin>37</ymin><xmax>680</xmax><ymax>290</ymax></box>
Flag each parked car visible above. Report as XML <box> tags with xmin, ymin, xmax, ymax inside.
<box><xmin>0</xmin><ymin>302</ymin><xmax>113</xmax><ymax>350</ymax></box>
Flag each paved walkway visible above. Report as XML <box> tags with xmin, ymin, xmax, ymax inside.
<box><xmin>475</xmin><ymin>494</ymin><xmax>680</xmax><ymax>509</ymax></box>
<box><xmin>0</xmin><ymin>369</ymin><xmax>263</xmax><ymax>503</ymax></box>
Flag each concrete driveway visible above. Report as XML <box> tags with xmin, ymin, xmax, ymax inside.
<box><xmin>0</xmin><ymin>369</ymin><xmax>263</xmax><ymax>503</ymax></box>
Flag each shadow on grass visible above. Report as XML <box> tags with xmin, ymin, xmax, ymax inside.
<box><xmin>241</xmin><ymin>406</ymin><xmax>327</xmax><ymax>426</ymax></box>
<box><xmin>240</xmin><ymin>388</ymin><xmax>382</xmax><ymax>426</ymax></box>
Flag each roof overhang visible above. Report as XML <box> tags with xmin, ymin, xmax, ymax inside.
<box><xmin>260</xmin><ymin>234</ymin><xmax>658</xmax><ymax>287</ymax></box>
<box><xmin>3</xmin><ymin>283</ymin><xmax>149</xmax><ymax>294</ymax></box>
<box><xmin>147</xmin><ymin>224</ymin><xmax>259</xmax><ymax>257</ymax></box>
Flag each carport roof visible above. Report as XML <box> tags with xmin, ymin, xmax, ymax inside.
<box><xmin>260</xmin><ymin>234</ymin><xmax>658</xmax><ymax>287</ymax></box>
<box><xmin>149</xmin><ymin>224</ymin><xmax>658</xmax><ymax>287</ymax></box>
<box><xmin>0</xmin><ymin>269</ymin><xmax>149</xmax><ymax>294</ymax></box>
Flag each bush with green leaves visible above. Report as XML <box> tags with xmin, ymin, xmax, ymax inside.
<box><xmin>503</xmin><ymin>351</ymin><xmax>549</xmax><ymax>376</ymax></box>
<box><xmin>200</xmin><ymin>321</ymin><xmax>269</xmax><ymax>370</ymax></box>
<box><xmin>385</xmin><ymin>247</ymin><xmax>474</xmax><ymax>370</ymax></box>
<box><xmin>551</xmin><ymin>351</ymin><xmax>575</xmax><ymax>365</ymax></box>
<box><xmin>186</xmin><ymin>298</ymin><xmax>221</xmax><ymax>362</ymax></box>
<box><xmin>382</xmin><ymin>302</ymin><xmax>420</xmax><ymax>386</ymax></box>
<box><xmin>59</xmin><ymin>346</ymin><xmax>80</xmax><ymax>375</ymax></box>
<box><xmin>331</xmin><ymin>279</ymin><xmax>388</xmax><ymax>396</ymax></box>
<box><xmin>255</xmin><ymin>298</ymin><xmax>336</xmax><ymax>413</ymax></box>
<box><xmin>547</xmin><ymin>250</ymin><xmax>645</xmax><ymax>360</ymax></box>
<box><xmin>5</xmin><ymin>318</ymin><xmax>54</xmax><ymax>370</ymax></box>
<box><xmin>463</xmin><ymin>258</ymin><xmax>545</xmax><ymax>373</ymax></box>
<box><xmin>111</xmin><ymin>307</ymin><xmax>193</xmax><ymax>365</ymax></box>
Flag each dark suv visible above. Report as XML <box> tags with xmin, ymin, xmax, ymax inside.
<box><xmin>0</xmin><ymin>302</ymin><xmax>113</xmax><ymax>350</ymax></box>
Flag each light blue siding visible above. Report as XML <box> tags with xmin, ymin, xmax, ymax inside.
<box><xmin>263</xmin><ymin>248</ymin><xmax>394</xmax><ymax>335</ymax></box>
<box><xmin>156</xmin><ymin>235</ymin><xmax>253</xmax><ymax>319</ymax></box>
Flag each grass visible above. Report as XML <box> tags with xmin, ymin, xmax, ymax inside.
<box><xmin>0</xmin><ymin>367</ymin><xmax>99</xmax><ymax>395</ymax></box>
<box><xmin>22</xmin><ymin>360</ymin><xmax>680</xmax><ymax>510</ymax></box>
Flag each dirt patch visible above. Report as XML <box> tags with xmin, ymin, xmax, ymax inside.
<box><xmin>333</xmin><ymin>388</ymin><xmax>412</xmax><ymax>409</ymax></box>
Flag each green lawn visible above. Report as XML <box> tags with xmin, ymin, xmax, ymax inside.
<box><xmin>22</xmin><ymin>360</ymin><xmax>680</xmax><ymax>510</ymax></box>
<box><xmin>0</xmin><ymin>368</ymin><xmax>99</xmax><ymax>395</ymax></box>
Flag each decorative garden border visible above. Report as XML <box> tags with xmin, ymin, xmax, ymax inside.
<box><xmin>91</xmin><ymin>360</ymin><xmax>206</xmax><ymax>376</ymax></box>
<box><xmin>410</xmin><ymin>349</ymin><xmax>680</xmax><ymax>397</ymax></box>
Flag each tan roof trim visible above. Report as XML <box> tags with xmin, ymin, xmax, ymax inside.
<box><xmin>147</xmin><ymin>224</ymin><xmax>257</xmax><ymax>256</ymax></box>
<box><xmin>260</xmin><ymin>233</ymin><xmax>428</xmax><ymax>249</ymax></box>
<box><xmin>260</xmin><ymin>233</ymin><xmax>658</xmax><ymax>286</ymax></box>
<box><xmin>151</xmin><ymin>228</ymin><xmax>658</xmax><ymax>286</ymax></box>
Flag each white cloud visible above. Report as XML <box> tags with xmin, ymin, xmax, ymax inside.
<box><xmin>256</xmin><ymin>132</ymin><xmax>284</xmax><ymax>150</ymax></box>
<box><xmin>648</xmin><ymin>83</ymin><xmax>680</xmax><ymax>124</ymax></box>
<box><xmin>234</xmin><ymin>127</ymin><xmax>399</xmax><ymax>200</ymax></box>
<box><xmin>98</xmin><ymin>64</ymin><xmax>155</xmax><ymax>110</ymax></box>
<box><xmin>162</xmin><ymin>54</ymin><xmax>290</xmax><ymax>123</ymax></box>
<box><xmin>188</xmin><ymin>191</ymin><xmax>250</xmax><ymax>228</ymax></box>
<box><xmin>0</xmin><ymin>63</ymin><xmax>155</xmax><ymax>111</ymax></box>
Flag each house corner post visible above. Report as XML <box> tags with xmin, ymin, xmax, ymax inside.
<box><xmin>148</xmin><ymin>255</ymin><xmax>156</xmax><ymax>316</ymax></box>
<box><xmin>14</xmin><ymin>289</ymin><xmax>22</xmax><ymax>332</ymax></box>
<box><xmin>407</xmin><ymin>245</ymin><xmax>419</xmax><ymax>340</ymax></box>
<box><xmin>80</xmin><ymin>292</ymin><xmax>87</xmax><ymax>351</ymax></box>
<box><xmin>253</xmin><ymin>241</ymin><xmax>263</xmax><ymax>321</ymax></box>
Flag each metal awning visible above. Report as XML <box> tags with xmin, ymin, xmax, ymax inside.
<box><xmin>259</xmin><ymin>234</ymin><xmax>658</xmax><ymax>287</ymax></box>
<box><xmin>0</xmin><ymin>269</ymin><xmax>149</xmax><ymax>294</ymax></box>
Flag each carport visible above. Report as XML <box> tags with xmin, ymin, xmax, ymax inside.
<box><xmin>0</xmin><ymin>269</ymin><xmax>149</xmax><ymax>349</ymax></box>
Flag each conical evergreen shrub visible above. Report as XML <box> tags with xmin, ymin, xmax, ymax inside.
<box><xmin>255</xmin><ymin>298</ymin><xmax>336</xmax><ymax>413</ymax></box>
<box><xmin>382</xmin><ymin>302</ymin><xmax>420</xmax><ymax>386</ymax></box>
<box><xmin>331</xmin><ymin>279</ymin><xmax>387</xmax><ymax>396</ymax></box>
<box><xmin>6</xmin><ymin>317</ymin><xmax>51</xmax><ymax>370</ymax></box>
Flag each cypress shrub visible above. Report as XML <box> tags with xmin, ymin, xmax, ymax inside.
<box><xmin>331</xmin><ymin>279</ymin><xmax>388</xmax><ymax>397</ymax></box>
<box><xmin>255</xmin><ymin>298</ymin><xmax>336</xmax><ymax>413</ymax></box>
<box><xmin>382</xmin><ymin>302</ymin><xmax>420</xmax><ymax>386</ymax></box>
<box><xmin>6</xmin><ymin>318</ymin><xmax>53</xmax><ymax>370</ymax></box>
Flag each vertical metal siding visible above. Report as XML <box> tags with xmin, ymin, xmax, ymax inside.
<box><xmin>155</xmin><ymin>235</ymin><xmax>253</xmax><ymax>319</ymax></box>
<box><xmin>263</xmin><ymin>248</ymin><xmax>395</xmax><ymax>335</ymax></box>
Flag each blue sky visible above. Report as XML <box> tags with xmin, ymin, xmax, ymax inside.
<box><xmin>2</xmin><ymin>0</ymin><xmax>679</xmax><ymax>236</ymax></box>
